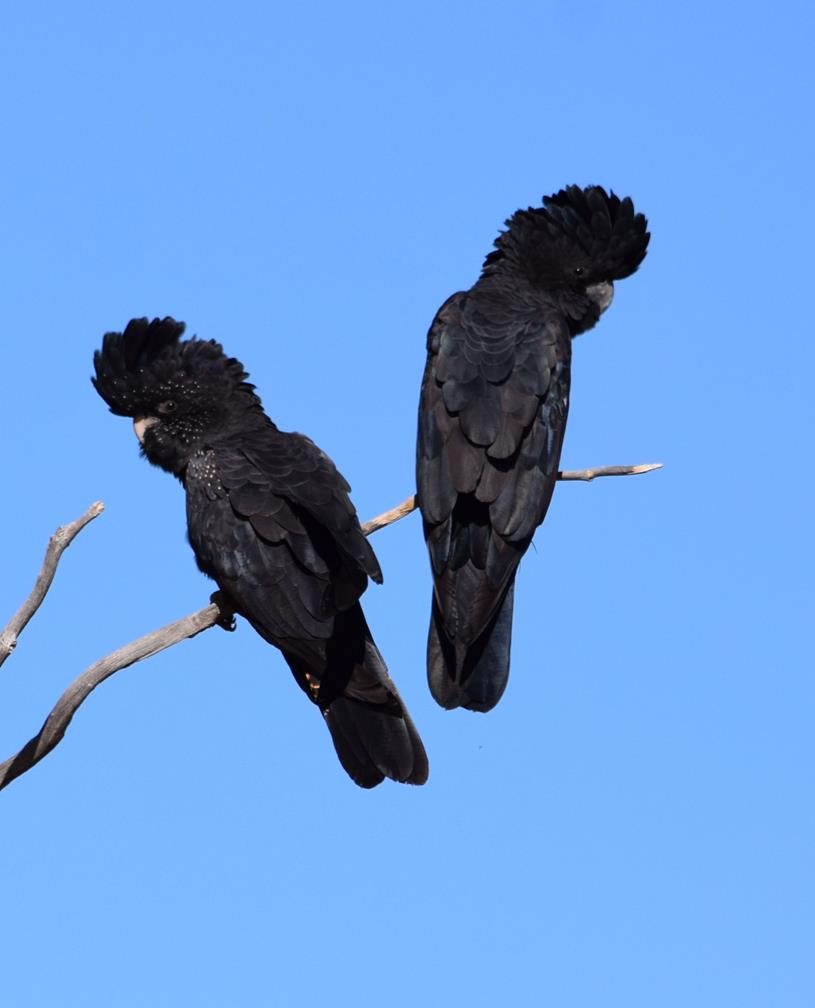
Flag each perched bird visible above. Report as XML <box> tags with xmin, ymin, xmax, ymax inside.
<box><xmin>417</xmin><ymin>185</ymin><xmax>649</xmax><ymax>712</ymax></box>
<box><xmin>93</xmin><ymin>318</ymin><xmax>428</xmax><ymax>788</ymax></box>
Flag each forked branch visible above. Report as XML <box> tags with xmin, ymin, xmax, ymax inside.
<box><xmin>0</xmin><ymin>459</ymin><xmax>661</xmax><ymax>791</ymax></box>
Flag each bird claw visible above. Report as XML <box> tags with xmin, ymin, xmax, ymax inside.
<box><xmin>210</xmin><ymin>591</ymin><xmax>236</xmax><ymax>632</ymax></box>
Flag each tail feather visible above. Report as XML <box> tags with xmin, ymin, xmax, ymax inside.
<box><xmin>324</xmin><ymin>637</ymin><xmax>428</xmax><ymax>787</ymax></box>
<box><xmin>323</xmin><ymin>700</ymin><xmax>391</xmax><ymax>789</ymax></box>
<box><xmin>283</xmin><ymin>605</ymin><xmax>428</xmax><ymax>788</ymax></box>
<box><xmin>428</xmin><ymin>580</ymin><xmax>514</xmax><ymax>712</ymax></box>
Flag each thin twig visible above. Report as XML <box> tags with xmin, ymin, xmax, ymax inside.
<box><xmin>360</xmin><ymin>462</ymin><xmax>663</xmax><ymax>536</ymax></box>
<box><xmin>559</xmin><ymin>462</ymin><xmax>663</xmax><ymax>482</ymax></box>
<box><xmin>0</xmin><ymin>502</ymin><xmax>105</xmax><ymax>669</ymax></box>
<box><xmin>0</xmin><ymin>459</ymin><xmax>661</xmax><ymax>791</ymax></box>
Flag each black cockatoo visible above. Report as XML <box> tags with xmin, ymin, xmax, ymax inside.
<box><xmin>93</xmin><ymin>318</ymin><xmax>428</xmax><ymax>788</ymax></box>
<box><xmin>417</xmin><ymin>185</ymin><xmax>649</xmax><ymax>712</ymax></box>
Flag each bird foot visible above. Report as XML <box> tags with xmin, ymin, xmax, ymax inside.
<box><xmin>209</xmin><ymin>591</ymin><xmax>236</xmax><ymax>632</ymax></box>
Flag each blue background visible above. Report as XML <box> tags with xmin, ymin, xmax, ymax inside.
<box><xmin>1</xmin><ymin>2</ymin><xmax>812</xmax><ymax>1005</ymax></box>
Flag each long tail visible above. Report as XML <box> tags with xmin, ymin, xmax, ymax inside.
<box><xmin>323</xmin><ymin>635</ymin><xmax>428</xmax><ymax>789</ymax></box>
<box><xmin>284</xmin><ymin>605</ymin><xmax>428</xmax><ymax>788</ymax></box>
<box><xmin>427</xmin><ymin>579</ymin><xmax>515</xmax><ymax>713</ymax></box>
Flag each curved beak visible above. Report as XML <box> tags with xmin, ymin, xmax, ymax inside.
<box><xmin>133</xmin><ymin>416</ymin><xmax>157</xmax><ymax>444</ymax></box>
<box><xmin>587</xmin><ymin>281</ymin><xmax>614</xmax><ymax>314</ymax></box>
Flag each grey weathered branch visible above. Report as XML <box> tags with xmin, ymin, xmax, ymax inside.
<box><xmin>360</xmin><ymin>462</ymin><xmax>663</xmax><ymax>535</ymax></box>
<box><xmin>558</xmin><ymin>462</ymin><xmax>662</xmax><ymax>482</ymax></box>
<box><xmin>0</xmin><ymin>603</ymin><xmax>224</xmax><ymax>791</ymax></box>
<box><xmin>0</xmin><ymin>459</ymin><xmax>661</xmax><ymax>792</ymax></box>
<box><xmin>0</xmin><ymin>501</ymin><xmax>105</xmax><ymax>669</ymax></box>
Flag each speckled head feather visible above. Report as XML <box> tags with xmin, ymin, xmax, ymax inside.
<box><xmin>92</xmin><ymin>316</ymin><xmax>254</xmax><ymax>418</ymax></box>
<box><xmin>483</xmin><ymin>184</ymin><xmax>650</xmax><ymax>287</ymax></box>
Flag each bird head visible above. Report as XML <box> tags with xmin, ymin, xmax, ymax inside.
<box><xmin>92</xmin><ymin>317</ymin><xmax>262</xmax><ymax>475</ymax></box>
<box><xmin>482</xmin><ymin>185</ymin><xmax>649</xmax><ymax>334</ymax></box>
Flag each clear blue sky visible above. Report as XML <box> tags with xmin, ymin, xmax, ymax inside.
<box><xmin>1</xmin><ymin>2</ymin><xmax>812</xmax><ymax>1005</ymax></box>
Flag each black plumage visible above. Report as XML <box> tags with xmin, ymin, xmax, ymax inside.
<box><xmin>93</xmin><ymin>318</ymin><xmax>427</xmax><ymax>788</ymax></box>
<box><xmin>417</xmin><ymin>185</ymin><xmax>649</xmax><ymax>712</ymax></box>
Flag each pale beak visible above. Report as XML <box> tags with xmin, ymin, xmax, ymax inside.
<box><xmin>586</xmin><ymin>281</ymin><xmax>614</xmax><ymax>314</ymax></box>
<box><xmin>133</xmin><ymin>416</ymin><xmax>158</xmax><ymax>444</ymax></box>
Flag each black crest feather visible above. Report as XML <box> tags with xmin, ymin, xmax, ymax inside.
<box><xmin>484</xmin><ymin>184</ymin><xmax>649</xmax><ymax>286</ymax></box>
<box><xmin>92</xmin><ymin>316</ymin><xmax>252</xmax><ymax>417</ymax></box>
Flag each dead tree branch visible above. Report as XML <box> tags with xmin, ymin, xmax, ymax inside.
<box><xmin>0</xmin><ymin>459</ymin><xmax>661</xmax><ymax>792</ymax></box>
<box><xmin>360</xmin><ymin>462</ymin><xmax>663</xmax><ymax>535</ymax></box>
<box><xmin>0</xmin><ymin>603</ymin><xmax>224</xmax><ymax>791</ymax></box>
<box><xmin>0</xmin><ymin>502</ymin><xmax>105</xmax><ymax>669</ymax></box>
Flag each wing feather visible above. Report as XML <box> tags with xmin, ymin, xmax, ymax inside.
<box><xmin>416</xmin><ymin>287</ymin><xmax>571</xmax><ymax>656</ymax></box>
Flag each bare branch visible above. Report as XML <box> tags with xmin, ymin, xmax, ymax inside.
<box><xmin>361</xmin><ymin>462</ymin><xmax>663</xmax><ymax>536</ymax></box>
<box><xmin>559</xmin><ymin>462</ymin><xmax>663</xmax><ymax>482</ymax></box>
<box><xmin>0</xmin><ymin>602</ymin><xmax>225</xmax><ymax>791</ymax></box>
<box><xmin>0</xmin><ymin>460</ymin><xmax>661</xmax><ymax>791</ymax></box>
<box><xmin>0</xmin><ymin>502</ymin><xmax>105</xmax><ymax>669</ymax></box>
<box><xmin>360</xmin><ymin>497</ymin><xmax>419</xmax><ymax>536</ymax></box>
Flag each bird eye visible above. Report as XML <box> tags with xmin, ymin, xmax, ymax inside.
<box><xmin>158</xmin><ymin>400</ymin><xmax>177</xmax><ymax>415</ymax></box>
<box><xmin>574</xmin><ymin>266</ymin><xmax>585</xmax><ymax>277</ymax></box>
